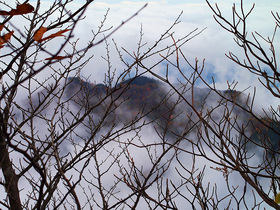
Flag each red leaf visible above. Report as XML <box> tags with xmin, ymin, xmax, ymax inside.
<box><xmin>34</xmin><ymin>28</ymin><xmax>71</xmax><ymax>43</ymax></box>
<box><xmin>39</xmin><ymin>29</ymin><xmax>71</xmax><ymax>42</ymax></box>
<box><xmin>34</xmin><ymin>27</ymin><xmax>47</xmax><ymax>42</ymax></box>
<box><xmin>0</xmin><ymin>31</ymin><xmax>14</xmax><ymax>47</ymax></box>
<box><xmin>45</xmin><ymin>55</ymin><xmax>72</xmax><ymax>60</ymax></box>
<box><xmin>0</xmin><ymin>11</ymin><xmax>9</xmax><ymax>15</ymax></box>
<box><xmin>0</xmin><ymin>3</ymin><xmax>34</xmax><ymax>16</ymax></box>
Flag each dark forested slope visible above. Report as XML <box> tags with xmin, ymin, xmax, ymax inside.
<box><xmin>65</xmin><ymin>76</ymin><xmax>280</xmax><ymax>149</ymax></box>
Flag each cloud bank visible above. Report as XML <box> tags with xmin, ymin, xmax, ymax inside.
<box><xmin>63</xmin><ymin>0</ymin><xmax>280</xmax><ymax>110</ymax></box>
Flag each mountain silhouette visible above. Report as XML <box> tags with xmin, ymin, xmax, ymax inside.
<box><xmin>66</xmin><ymin>76</ymin><xmax>280</xmax><ymax>150</ymax></box>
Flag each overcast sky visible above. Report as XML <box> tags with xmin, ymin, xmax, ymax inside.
<box><xmin>68</xmin><ymin>0</ymin><xmax>278</xmax><ymax>110</ymax></box>
<box><xmin>25</xmin><ymin>0</ymin><xmax>280</xmax><ymax>108</ymax></box>
<box><xmin>4</xmin><ymin>1</ymin><xmax>278</xmax><ymax>208</ymax></box>
<box><xmin>73</xmin><ymin>3</ymin><xmax>278</xmax><ymax>206</ymax></box>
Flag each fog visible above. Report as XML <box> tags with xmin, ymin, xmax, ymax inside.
<box><xmin>0</xmin><ymin>76</ymin><xmax>273</xmax><ymax>208</ymax></box>
<box><xmin>0</xmin><ymin>0</ymin><xmax>279</xmax><ymax>209</ymax></box>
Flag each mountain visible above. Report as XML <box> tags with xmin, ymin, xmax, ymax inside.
<box><xmin>66</xmin><ymin>76</ymin><xmax>280</xmax><ymax>149</ymax></box>
<box><xmin>66</xmin><ymin>76</ymin><xmax>178</xmax><ymax>136</ymax></box>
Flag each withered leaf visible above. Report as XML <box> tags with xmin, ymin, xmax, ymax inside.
<box><xmin>34</xmin><ymin>27</ymin><xmax>47</xmax><ymax>42</ymax></box>
<box><xmin>0</xmin><ymin>31</ymin><xmax>14</xmax><ymax>47</ymax></box>
<box><xmin>0</xmin><ymin>3</ymin><xmax>34</xmax><ymax>16</ymax></box>
<box><xmin>45</xmin><ymin>55</ymin><xmax>72</xmax><ymax>60</ymax></box>
<box><xmin>34</xmin><ymin>28</ymin><xmax>71</xmax><ymax>43</ymax></box>
<box><xmin>39</xmin><ymin>29</ymin><xmax>71</xmax><ymax>42</ymax></box>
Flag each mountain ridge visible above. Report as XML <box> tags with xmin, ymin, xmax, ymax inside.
<box><xmin>65</xmin><ymin>76</ymin><xmax>280</xmax><ymax>150</ymax></box>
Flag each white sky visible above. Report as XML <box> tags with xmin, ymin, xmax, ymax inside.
<box><xmin>2</xmin><ymin>1</ymin><xmax>279</xmax><ymax>208</ymax></box>
<box><xmin>7</xmin><ymin>0</ymin><xmax>278</xmax><ymax>109</ymax></box>
<box><xmin>68</xmin><ymin>0</ymin><xmax>279</xmax><ymax>110</ymax></box>
<box><xmin>23</xmin><ymin>0</ymin><xmax>280</xmax><ymax>109</ymax></box>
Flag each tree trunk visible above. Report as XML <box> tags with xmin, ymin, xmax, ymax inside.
<box><xmin>0</xmin><ymin>139</ymin><xmax>22</xmax><ymax>210</ymax></box>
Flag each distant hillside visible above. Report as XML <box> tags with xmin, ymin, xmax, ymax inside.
<box><xmin>65</xmin><ymin>76</ymin><xmax>280</xmax><ymax>149</ymax></box>
<box><xmin>66</xmin><ymin>76</ymin><xmax>178</xmax><ymax>136</ymax></box>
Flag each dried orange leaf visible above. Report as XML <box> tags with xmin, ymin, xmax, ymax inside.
<box><xmin>39</xmin><ymin>29</ymin><xmax>71</xmax><ymax>42</ymax></box>
<box><xmin>0</xmin><ymin>10</ymin><xmax>9</xmax><ymax>15</ymax></box>
<box><xmin>0</xmin><ymin>31</ymin><xmax>14</xmax><ymax>47</ymax></box>
<box><xmin>0</xmin><ymin>25</ymin><xmax>4</xmax><ymax>32</ymax></box>
<box><xmin>45</xmin><ymin>55</ymin><xmax>72</xmax><ymax>60</ymax></box>
<box><xmin>8</xmin><ymin>3</ymin><xmax>34</xmax><ymax>16</ymax></box>
<box><xmin>17</xmin><ymin>3</ymin><xmax>34</xmax><ymax>14</ymax></box>
<box><xmin>34</xmin><ymin>27</ymin><xmax>47</xmax><ymax>42</ymax></box>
